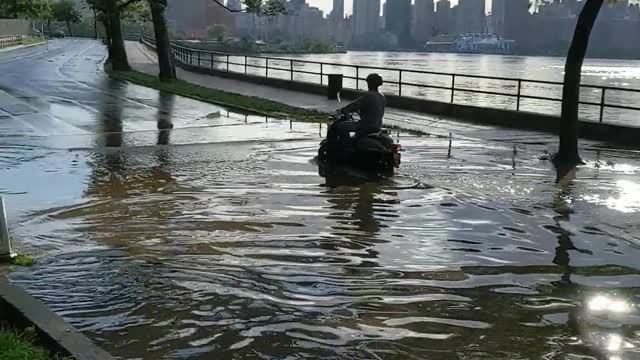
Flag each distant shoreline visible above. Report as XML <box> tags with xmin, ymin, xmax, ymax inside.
<box><xmin>344</xmin><ymin>49</ymin><xmax>640</xmax><ymax>61</ymax></box>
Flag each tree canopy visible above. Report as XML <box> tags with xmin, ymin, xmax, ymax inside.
<box><xmin>0</xmin><ymin>0</ymin><xmax>53</xmax><ymax>19</ymax></box>
<box><xmin>52</xmin><ymin>0</ymin><xmax>81</xmax><ymax>25</ymax></box>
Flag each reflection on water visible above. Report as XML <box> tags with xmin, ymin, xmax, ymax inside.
<box><xmin>4</xmin><ymin>81</ymin><xmax>640</xmax><ymax>359</ymax></box>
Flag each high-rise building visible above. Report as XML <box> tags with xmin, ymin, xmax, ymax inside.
<box><xmin>291</xmin><ymin>0</ymin><xmax>305</xmax><ymax>9</ymax></box>
<box><xmin>564</xmin><ymin>0</ymin><xmax>579</xmax><ymax>15</ymax></box>
<box><xmin>492</xmin><ymin>0</ymin><xmax>529</xmax><ymax>39</ymax></box>
<box><xmin>353</xmin><ymin>0</ymin><xmax>381</xmax><ymax>36</ymax></box>
<box><xmin>328</xmin><ymin>0</ymin><xmax>346</xmax><ymax>44</ymax></box>
<box><xmin>385</xmin><ymin>0</ymin><xmax>412</xmax><ymax>46</ymax></box>
<box><xmin>268</xmin><ymin>1</ymin><xmax>329</xmax><ymax>43</ymax></box>
<box><xmin>330</xmin><ymin>0</ymin><xmax>345</xmax><ymax>20</ymax></box>
<box><xmin>456</xmin><ymin>0</ymin><xmax>485</xmax><ymax>34</ymax></box>
<box><xmin>413</xmin><ymin>0</ymin><xmax>435</xmax><ymax>44</ymax></box>
<box><xmin>228</xmin><ymin>0</ymin><xmax>242</xmax><ymax>11</ymax></box>
<box><xmin>435</xmin><ymin>0</ymin><xmax>451</xmax><ymax>34</ymax></box>
<box><xmin>166</xmin><ymin>0</ymin><xmax>210</xmax><ymax>36</ymax></box>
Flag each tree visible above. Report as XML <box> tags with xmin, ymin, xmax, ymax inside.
<box><xmin>86</xmin><ymin>0</ymin><xmax>142</xmax><ymax>71</ymax></box>
<box><xmin>148</xmin><ymin>0</ymin><xmax>175</xmax><ymax>81</ymax></box>
<box><xmin>0</xmin><ymin>0</ymin><xmax>52</xmax><ymax>20</ymax></box>
<box><xmin>550</xmin><ymin>0</ymin><xmax>619</xmax><ymax>182</ymax></box>
<box><xmin>53</xmin><ymin>0</ymin><xmax>82</xmax><ymax>36</ymax></box>
<box><xmin>207</xmin><ymin>25</ymin><xmax>226</xmax><ymax>41</ymax></box>
<box><xmin>144</xmin><ymin>0</ymin><xmax>287</xmax><ymax>82</ymax></box>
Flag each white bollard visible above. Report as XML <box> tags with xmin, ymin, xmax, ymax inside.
<box><xmin>0</xmin><ymin>197</ymin><xmax>16</xmax><ymax>260</ymax></box>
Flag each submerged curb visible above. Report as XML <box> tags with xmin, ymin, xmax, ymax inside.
<box><xmin>0</xmin><ymin>279</ymin><xmax>114</xmax><ymax>360</ymax></box>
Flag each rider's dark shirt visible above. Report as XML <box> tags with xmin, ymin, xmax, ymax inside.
<box><xmin>340</xmin><ymin>91</ymin><xmax>386</xmax><ymax>136</ymax></box>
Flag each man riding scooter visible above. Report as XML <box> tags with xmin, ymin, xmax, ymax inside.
<box><xmin>333</xmin><ymin>73</ymin><xmax>386</xmax><ymax>142</ymax></box>
<box><xmin>317</xmin><ymin>73</ymin><xmax>400</xmax><ymax>176</ymax></box>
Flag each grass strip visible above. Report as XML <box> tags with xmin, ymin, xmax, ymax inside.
<box><xmin>0</xmin><ymin>328</ymin><xmax>68</xmax><ymax>360</ymax></box>
<box><xmin>22</xmin><ymin>37</ymin><xmax>46</xmax><ymax>47</ymax></box>
<box><xmin>110</xmin><ymin>70</ymin><xmax>329</xmax><ymax>123</ymax></box>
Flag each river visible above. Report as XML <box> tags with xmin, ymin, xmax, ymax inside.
<box><xmin>230</xmin><ymin>51</ymin><xmax>640</xmax><ymax>126</ymax></box>
<box><xmin>3</xmin><ymin>40</ymin><xmax>640</xmax><ymax>359</ymax></box>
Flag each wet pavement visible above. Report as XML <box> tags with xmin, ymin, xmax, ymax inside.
<box><xmin>2</xmin><ymin>39</ymin><xmax>640</xmax><ymax>359</ymax></box>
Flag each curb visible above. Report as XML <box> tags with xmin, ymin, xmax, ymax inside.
<box><xmin>0</xmin><ymin>39</ymin><xmax>48</xmax><ymax>54</ymax></box>
<box><xmin>108</xmin><ymin>69</ymin><xmax>329</xmax><ymax>124</ymax></box>
<box><xmin>0</xmin><ymin>279</ymin><xmax>115</xmax><ymax>360</ymax></box>
<box><xmin>111</xmin><ymin>72</ymin><xmax>283</xmax><ymax>118</ymax></box>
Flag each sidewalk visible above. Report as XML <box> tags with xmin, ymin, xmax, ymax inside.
<box><xmin>126</xmin><ymin>41</ymin><xmax>555</xmax><ymax>145</ymax></box>
<box><xmin>0</xmin><ymin>39</ymin><xmax>46</xmax><ymax>54</ymax></box>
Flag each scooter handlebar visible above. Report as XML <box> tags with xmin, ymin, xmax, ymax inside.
<box><xmin>330</xmin><ymin>112</ymin><xmax>356</xmax><ymax>122</ymax></box>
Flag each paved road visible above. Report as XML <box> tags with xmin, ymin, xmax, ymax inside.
<box><xmin>0</xmin><ymin>39</ymin><xmax>324</xmax><ymax>216</ymax></box>
<box><xmin>0</xmin><ymin>39</ymin><xmax>299</xmax><ymax>142</ymax></box>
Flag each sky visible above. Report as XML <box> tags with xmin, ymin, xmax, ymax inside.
<box><xmin>305</xmin><ymin>0</ymin><xmax>494</xmax><ymax>16</ymax></box>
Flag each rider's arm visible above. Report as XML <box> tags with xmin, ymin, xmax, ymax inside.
<box><xmin>338</xmin><ymin>96</ymin><xmax>365</xmax><ymax>115</ymax></box>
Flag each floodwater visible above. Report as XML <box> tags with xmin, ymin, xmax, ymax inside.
<box><xmin>5</xmin><ymin>85</ymin><xmax>640</xmax><ymax>360</ymax></box>
<box><xmin>2</xmin><ymin>40</ymin><xmax>640</xmax><ymax>359</ymax></box>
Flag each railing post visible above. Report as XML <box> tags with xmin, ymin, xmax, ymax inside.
<box><xmin>356</xmin><ymin>66</ymin><xmax>360</xmax><ymax>90</ymax></box>
<box><xmin>290</xmin><ymin>60</ymin><xmax>294</xmax><ymax>81</ymax></box>
<box><xmin>227</xmin><ymin>55</ymin><xmax>230</xmax><ymax>71</ymax></box>
<box><xmin>265</xmin><ymin>58</ymin><xmax>269</xmax><ymax>77</ymax></box>
<box><xmin>190</xmin><ymin>50</ymin><xmax>193</xmax><ymax>65</ymax></box>
<box><xmin>320</xmin><ymin>63</ymin><xmax>324</xmax><ymax>85</ymax></box>
<box><xmin>0</xmin><ymin>197</ymin><xmax>14</xmax><ymax>260</ymax></box>
<box><xmin>211</xmin><ymin>53</ymin><xmax>214</xmax><ymax>69</ymax></box>
<box><xmin>399</xmin><ymin>70</ymin><xmax>403</xmax><ymax>97</ymax></box>
<box><xmin>450</xmin><ymin>74</ymin><xmax>456</xmax><ymax>103</ymax></box>
<box><xmin>516</xmin><ymin>79</ymin><xmax>522</xmax><ymax>111</ymax></box>
<box><xmin>244</xmin><ymin>56</ymin><xmax>248</xmax><ymax>74</ymax></box>
<box><xmin>197</xmin><ymin>51</ymin><xmax>201</xmax><ymax>66</ymax></box>
<box><xmin>599</xmin><ymin>88</ymin><xmax>606</xmax><ymax>123</ymax></box>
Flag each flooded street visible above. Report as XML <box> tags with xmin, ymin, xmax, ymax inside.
<box><xmin>2</xmin><ymin>39</ymin><xmax>640</xmax><ymax>359</ymax></box>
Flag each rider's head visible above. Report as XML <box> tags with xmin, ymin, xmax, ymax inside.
<box><xmin>366</xmin><ymin>73</ymin><xmax>383</xmax><ymax>91</ymax></box>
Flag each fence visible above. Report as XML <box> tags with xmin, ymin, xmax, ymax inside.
<box><xmin>0</xmin><ymin>35</ymin><xmax>23</xmax><ymax>49</ymax></box>
<box><xmin>0</xmin><ymin>19</ymin><xmax>31</xmax><ymax>36</ymax></box>
<box><xmin>141</xmin><ymin>38</ymin><xmax>640</xmax><ymax>125</ymax></box>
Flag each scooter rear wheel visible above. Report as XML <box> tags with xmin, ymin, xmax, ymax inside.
<box><xmin>318</xmin><ymin>142</ymin><xmax>329</xmax><ymax>162</ymax></box>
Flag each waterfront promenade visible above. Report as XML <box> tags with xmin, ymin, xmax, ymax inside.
<box><xmin>126</xmin><ymin>41</ymin><xmax>558</xmax><ymax>146</ymax></box>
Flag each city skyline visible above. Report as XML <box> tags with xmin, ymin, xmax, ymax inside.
<box><xmin>306</xmin><ymin>0</ymin><xmax>492</xmax><ymax>15</ymax></box>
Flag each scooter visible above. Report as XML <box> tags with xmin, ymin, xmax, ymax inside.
<box><xmin>317</xmin><ymin>113</ymin><xmax>401</xmax><ymax>177</ymax></box>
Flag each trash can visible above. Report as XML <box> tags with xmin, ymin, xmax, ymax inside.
<box><xmin>327</xmin><ymin>74</ymin><xmax>343</xmax><ymax>100</ymax></box>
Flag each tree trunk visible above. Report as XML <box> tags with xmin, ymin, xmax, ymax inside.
<box><xmin>11</xmin><ymin>0</ymin><xmax>18</xmax><ymax>18</ymax></box>
<box><xmin>93</xmin><ymin>9</ymin><xmax>98</xmax><ymax>40</ymax></box>
<box><xmin>67</xmin><ymin>22</ymin><xmax>72</xmax><ymax>37</ymax></box>
<box><xmin>102</xmin><ymin>18</ymin><xmax>114</xmax><ymax>67</ymax></box>
<box><xmin>107</xmin><ymin>8</ymin><xmax>131</xmax><ymax>71</ymax></box>
<box><xmin>149</xmin><ymin>0</ymin><xmax>176</xmax><ymax>81</ymax></box>
<box><xmin>553</xmin><ymin>0</ymin><xmax>603</xmax><ymax>181</ymax></box>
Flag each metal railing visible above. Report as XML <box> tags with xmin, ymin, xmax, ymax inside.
<box><xmin>141</xmin><ymin>37</ymin><xmax>640</xmax><ymax>125</ymax></box>
<box><xmin>0</xmin><ymin>35</ymin><xmax>23</xmax><ymax>49</ymax></box>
